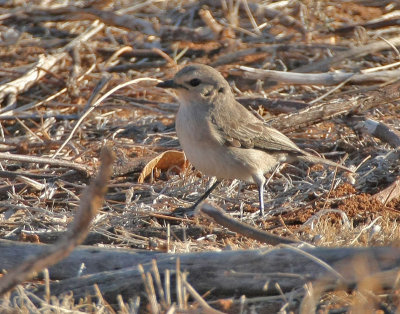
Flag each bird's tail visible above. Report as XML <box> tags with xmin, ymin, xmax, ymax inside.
<box><xmin>296</xmin><ymin>154</ymin><xmax>354</xmax><ymax>173</ymax></box>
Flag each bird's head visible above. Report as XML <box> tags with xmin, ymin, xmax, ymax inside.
<box><xmin>157</xmin><ymin>64</ymin><xmax>232</xmax><ymax>106</ymax></box>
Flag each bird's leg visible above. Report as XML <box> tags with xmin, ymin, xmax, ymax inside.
<box><xmin>253</xmin><ymin>174</ymin><xmax>267</xmax><ymax>216</ymax></box>
<box><xmin>191</xmin><ymin>179</ymin><xmax>221</xmax><ymax>209</ymax></box>
<box><xmin>173</xmin><ymin>179</ymin><xmax>221</xmax><ymax>216</ymax></box>
<box><xmin>258</xmin><ymin>163</ymin><xmax>281</xmax><ymax>216</ymax></box>
<box><xmin>258</xmin><ymin>183</ymin><xmax>265</xmax><ymax>216</ymax></box>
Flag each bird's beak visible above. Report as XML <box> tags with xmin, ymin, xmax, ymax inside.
<box><xmin>156</xmin><ymin>79</ymin><xmax>179</xmax><ymax>89</ymax></box>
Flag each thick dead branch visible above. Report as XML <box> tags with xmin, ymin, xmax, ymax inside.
<box><xmin>0</xmin><ymin>239</ymin><xmax>161</xmax><ymax>280</ymax></box>
<box><xmin>6</xmin><ymin>245</ymin><xmax>397</xmax><ymax>303</ymax></box>
<box><xmin>234</xmin><ymin>66</ymin><xmax>400</xmax><ymax>85</ymax></box>
<box><xmin>0</xmin><ymin>147</ymin><xmax>114</xmax><ymax>296</ymax></box>
<box><xmin>198</xmin><ymin>202</ymin><xmax>300</xmax><ymax>245</ymax></box>
<box><xmin>358</xmin><ymin>119</ymin><xmax>400</xmax><ymax>148</ymax></box>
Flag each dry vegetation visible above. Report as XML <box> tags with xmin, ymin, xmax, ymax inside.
<box><xmin>1</xmin><ymin>0</ymin><xmax>400</xmax><ymax>313</ymax></box>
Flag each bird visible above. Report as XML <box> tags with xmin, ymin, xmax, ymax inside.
<box><xmin>157</xmin><ymin>64</ymin><xmax>353</xmax><ymax>216</ymax></box>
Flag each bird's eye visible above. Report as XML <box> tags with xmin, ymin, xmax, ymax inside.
<box><xmin>189</xmin><ymin>78</ymin><xmax>201</xmax><ymax>87</ymax></box>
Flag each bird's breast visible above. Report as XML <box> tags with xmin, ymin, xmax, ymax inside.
<box><xmin>175</xmin><ymin>105</ymin><xmax>276</xmax><ymax>182</ymax></box>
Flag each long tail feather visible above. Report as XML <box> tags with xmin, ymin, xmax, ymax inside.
<box><xmin>296</xmin><ymin>154</ymin><xmax>354</xmax><ymax>173</ymax></box>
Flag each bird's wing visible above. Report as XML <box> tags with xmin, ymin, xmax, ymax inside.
<box><xmin>252</xmin><ymin>125</ymin><xmax>304</xmax><ymax>154</ymax></box>
<box><xmin>210</xmin><ymin>100</ymin><xmax>304</xmax><ymax>154</ymax></box>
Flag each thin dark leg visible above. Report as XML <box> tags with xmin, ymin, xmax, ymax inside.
<box><xmin>258</xmin><ymin>183</ymin><xmax>265</xmax><ymax>216</ymax></box>
<box><xmin>192</xmin><ymin>180</ymin><xmax>221</xmax><ymax>209</ymax></box>
<box><xmin>173</xmin><ymin>180</ymin><xmax>221</xmax><ymax>215</ymax></box>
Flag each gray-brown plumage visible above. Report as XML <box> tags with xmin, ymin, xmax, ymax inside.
<box><xmin>157</xmin><ymin>64</ymin><xmax>353</xmax><ymax>215</ymax></box>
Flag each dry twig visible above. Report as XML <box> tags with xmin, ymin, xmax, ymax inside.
<box><xmin>0</xmin><ymin>152</ymin><xmax>91</xmax><ymax>175</ymax></box>
<box><xmin>0</xmin><ymin>147</ymin><xmax>114</xmax><ymax>296</ymax></box>
<box><xmin>198</xmin><ymin>202</ymin><xmax>300</xmax><ymax>245</ymax></box>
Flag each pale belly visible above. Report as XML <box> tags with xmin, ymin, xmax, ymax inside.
<box><xmin>183</xmin><ymin>143</ymin><xmax>278</xmax><ymax>183</ymax></box>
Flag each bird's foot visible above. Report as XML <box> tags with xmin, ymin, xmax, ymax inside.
<box><xmin>171</xmin><ymin>204</ymin><xmax>197</xmax><ymax>217</ymax></box>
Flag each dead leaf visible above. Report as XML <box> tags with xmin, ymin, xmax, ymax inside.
<box><xmin>138</xmin><ymin>150</ymin><xmax>186</xmax><ymax>183</ymax></box>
